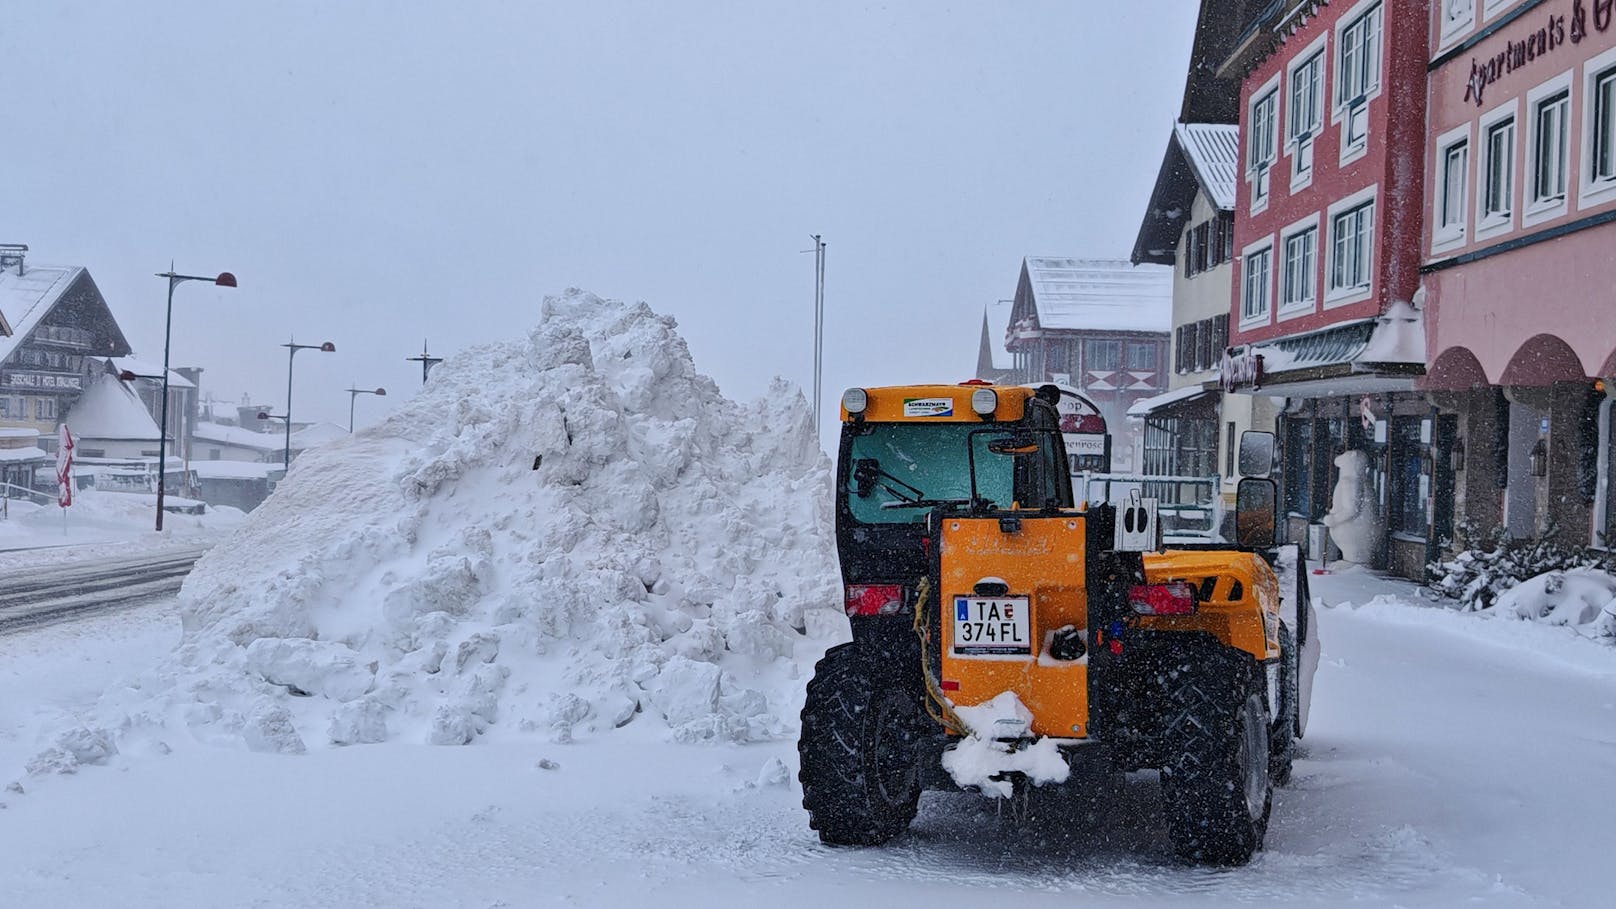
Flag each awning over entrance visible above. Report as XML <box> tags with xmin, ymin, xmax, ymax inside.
<box><xmin>1215</xmin><ymin>302</ymin><xmax>1426</xmax><ymax>397</ymax></box>
<box><xmin>1126</xmin><ymin>384</ymin><xmax>1212</xmax><ymax>418</ymax></box>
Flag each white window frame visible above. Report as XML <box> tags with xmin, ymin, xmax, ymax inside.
<box><xmin>1286</xmin><ymin>36</ymin><xmax>1328</xmax><ymax>192</ymax></box>
<box><xmin>1524</xmin><ymin>70</ymin><xmax>1573</xmax><ymax>226</ymax></box>
<box><xmin>1278</xmin><ymin>212</ymin><xmax>1321</xmax><ymax>319</ymax></box>
<box><xmin>1247</xmin><ymin>74</ymin><xmax>1281</xmax><ymax>215</ymax></box>
<box><xmin>1480</xmin><ymin>0</ymin><xmax>1515</xmax><ymax>21</ymax></box>
<box><xmin>1433</xmin><ymin>123</ymin><xmax>1471</xmax><ymax>251</ymax></box>
<box><xmin>1438</xmin><ymin>0</ymin><xmax>1476</xmax><ymax>52</ymax></box>
<box><xmin>1325</xmin><ymin>184</ymin><xmax>1378</xmax><ymax>307</ymax></box>
<box><xmin>1333</xmin><ymin>0</ymin><xmax>1384</xmax><ymax>166</ymax></box>
<box><xmin>1580</xmin><ymin>45</ymin><xmax>1616</xmax><ymax>209</ymax></box>
<box><xmin>1475</xmin><ymin>99</ymin><xmax>1519</xmax><ymax>240</ymax></box>
<box><xmin>1240</xmin><ymin>237</ymin><xmax>1275</xmax><ymax>327</ymax></box>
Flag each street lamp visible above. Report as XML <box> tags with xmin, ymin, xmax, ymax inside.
<box><xmin>346</xmin><ymin>385</ymin><xmax>387</xmax><ymax>432</ymax></box>
<box><xmin>277</xmin><ymin>338</ymin><xmax>336</xmax><ymax>469</ymax></box>
<box><xmin>154</xmin><ymin>267</ymin><xmax>236</xmax><ymax>531</ymax></box>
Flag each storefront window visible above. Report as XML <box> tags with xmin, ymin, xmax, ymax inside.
<box><xmin>1284</xmin><ymin>417</ymin><xmax>1313</xmax><ymax>517</ymax></box>
<box><xmin>1389</xmin><ymin>416</ymin><xmax>1432</xmax><ymax>538</ymax></box>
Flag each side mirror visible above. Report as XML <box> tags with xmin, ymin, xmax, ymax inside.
<box><xmin>1238</xmin><ymin>430</ymin><xmax>1276</xmax><ymax>478</ymax></box>
<box><xmin>986</xmin><ymin>432</ymin><xmax>1040</xmax><ymax>456</ymax></box>
<box><xmin>1235</xmin><ymin>477</ymin><xmax>1278</xmax><ymax>549</ymax></box>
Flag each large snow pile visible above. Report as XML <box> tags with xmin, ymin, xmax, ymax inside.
<box><xmin>1490</xmin><ymin>567</ymin><xmax>1616</xmax><ymax>642</ymax></box>
<box><xmin>32</xmin><ymin>291</ymin><xmax>841</xmax><ymax>771</ymax></box>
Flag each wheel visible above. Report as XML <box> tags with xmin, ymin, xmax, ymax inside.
<box><xmin>1159</xmin><ymin>646</ymin><xmax>1272</xmax><ymax>865</ymax></box>
<box><xmin>798</xmin><ymin>643</ymin><xmax>926</xmax><ymax>846</ymax></box>
<box><xmin>1270</xmin><ymin>622</ymin><xmax>1299</xmax><ymax>787</ymax></box>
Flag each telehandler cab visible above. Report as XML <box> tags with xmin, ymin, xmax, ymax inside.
<box><xmin>798</xmin><ymin>382</ymin><xmax>1318</xmax><ymax>865</ymax></box>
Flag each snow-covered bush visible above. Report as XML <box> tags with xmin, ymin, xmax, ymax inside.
<box><xmin>1427</xmin><ymin>520</ymin><xmax>1614</xmax><ymax>611</ymax></box>
<box><xmin>1491</xmin><ymin>568</ymin><xmax>1616</xmax><ymax>639</ymax></box>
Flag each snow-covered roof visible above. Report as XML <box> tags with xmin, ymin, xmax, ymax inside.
<box><xmin>983</xmin><ymin>300</ymin><xmax>1014</xmax><ymax>371</ymax></box>
<box><xmin>65</xmin><ymin>373</ymin><xmax>163</xmax><ymax>441</ymax></box>
<box><xmin>0</xmin><ymin>265</ymin><xmax>84</xmax><ymax>366</ymax></box>
<box><xmin>0</xmin><ymin>445</ymin><xmax>47</xmax><ymax>463</ymax></box>
<box><xmin>194</xmin><ymin>421</ymin><xmax>282</xmax><ymax>451</ymax></box>
<box><xmin>1174</xmin><ymin>122</ymin><xmax>1240</xmax><ymax>211</ymax></box>
<box><xmin>289</xmin><ymin>421</ymin><xmax>348</xmax><ymax>450</ymax></box>
<box><xmin>1018</xmin><ymin>258</ymin><xmax>1172</xmax><ymax>334</ymax></box>
<box><xmin>1126</xmin><ymin>384</ymin><xmax>1212</xmax><ymax>418</ymax></box>
<box><xmin>192</xmin><ymin>460</ymin><xmax>278</xmax><ymax>480</ymax></box>
<box><xmin>106</xmin><ymin>357</ymin><xmax>196</xmax><ymax>389</ymax></box>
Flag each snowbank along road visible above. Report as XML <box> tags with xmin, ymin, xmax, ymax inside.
<box><xmin>0</xmin><ymin>546</ymin><xmax>206</xmax><ymax>635</ymax></box>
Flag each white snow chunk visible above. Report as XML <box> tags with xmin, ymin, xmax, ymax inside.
<box><xmin>941</xmin><ymin>692</ymin><xmax>1071</xmax><ymax>798</ymax></box>
<box><xmin>25</xmin><ymin>728</ymin><xmax>119</xmax><ymax>776</ymax></box>
<box><xmin>244</xmin><ymin>638</ymin><xmax>376</xmax><ymax>702</ymax></box>
<box><xmin>1492</xmin><ymin>568</ymin><xmax>1616</xmax><ymax>638</ymax></box>
<box><xmin>243</xmin><ymin>705</ymin><xmax>307</xmax><ymax>755</ymax></box>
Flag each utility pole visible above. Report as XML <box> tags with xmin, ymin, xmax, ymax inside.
<box><xmin>407</xmin><ymin>339</ymin><xmax>443</xmax><ymax>386</ymax></box>
<box><xmin>810</xmin><ymin>234</ymin><xmax>826</xmax><ymax>434</ymax></box>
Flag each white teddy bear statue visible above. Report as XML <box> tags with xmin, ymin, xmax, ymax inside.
<box><xmin>1321</xmin><ymin>449</ymin><xmax>1383</xmax><ymax>565</ymax></box>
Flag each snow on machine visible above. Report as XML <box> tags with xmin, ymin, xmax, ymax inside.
<box><xmin>797</xmin><ymin>382</ymin><xmax>1319</xmax><ymax>865</ymax></box>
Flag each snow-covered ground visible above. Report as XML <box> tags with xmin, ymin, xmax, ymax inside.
<box><xmin>0</xmin><ymin>485</ymin><xmax>245</xmax><ymax>567</ymax></box>
<box><xmin>3</xmin><ymin>568</ymin><xmax>1613</xmax><ymax>907</ymax></box>
<box><xmin>4</xmin><ymin>296</ymin><xmax>1612</xmax><ymax>906</ymax></box>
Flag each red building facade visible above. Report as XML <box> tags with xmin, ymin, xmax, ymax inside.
<box><xmin>1222</xmin><ymin>0</ymin><xmax>1438</xmax><ymax>577</ymax></box>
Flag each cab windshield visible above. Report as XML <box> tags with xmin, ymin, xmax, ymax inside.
<box><xmin>841</xmin><ymin>422</ymin><xmax>1061</xmax><ymax>524</ymax></box>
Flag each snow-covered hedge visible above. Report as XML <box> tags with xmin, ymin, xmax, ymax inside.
<box><xmin>31</xmin><ymin>291</ymin><xmax>844</xmax><ymax>772</ymax></box>
<box><xmin>1427</xmin><ymin>520</ymin><xmax>1614</xmax><ymax>612</ymax></box>
<box><xmin>1490</xmin><ymin>568</ymin><xmax>1616</xmax><ymax>641</ymax></box>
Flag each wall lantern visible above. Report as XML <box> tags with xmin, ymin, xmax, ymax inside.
<box><xmin>1450</xmin><ymin>436</ymin><xmax>1466</xmax><ymax>473</ymax></box>
<box><xmin>1530</xmin><ymin>438</ymin><xmax>1548</xmax><ymax>478</ymax></box>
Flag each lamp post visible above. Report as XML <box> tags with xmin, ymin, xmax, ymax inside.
<box><xmin>278</xmin><ymin>338</ymin><xmax>336</xmax><ymax>469</ymax></box>
<box><xmin>154</xmin><ymin>267</ymin><xmax>236</xmax><ymax>531</ymax></box>
<box><xmin>346</xmin><ymin>385</ymin><xmax>387</xmax><ymax>432</ymax></box>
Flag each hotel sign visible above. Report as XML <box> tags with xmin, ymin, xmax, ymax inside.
<box><xmin>0</xmin><ymin>371</ymin><xmax>83</xmax><ymax>390</ymax></box>
<box><xmin>1219</xmin><ymin>348</ymin><xmax>1265</xmax><ymax>393</ymax></box>
<box><xmin>1464</xmin><ymin>1</ymin><xmax>1614</xmax><ymax>107</ymax></box>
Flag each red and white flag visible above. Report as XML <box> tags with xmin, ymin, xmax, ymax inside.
<box><xmin>56</xmin><ymin>423</ymin><xmax>74</xmax><ymax>508</ymax></box>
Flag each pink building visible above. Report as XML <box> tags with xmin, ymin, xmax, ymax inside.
<box><xmin>1221</xmin><ymin>0</ymin><xmax>1437</xmax><ymax>577</ymax></box>
<box><xmin>1422</xmin><ymin>0</ymin><xmax>1616</xmax><ymax>550</ymax></box>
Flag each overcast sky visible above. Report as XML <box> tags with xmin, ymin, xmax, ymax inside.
<box><xmin>3</xmin><ymin>1</ymin><xmax>1195</xmax><ymax>439</ymax></box>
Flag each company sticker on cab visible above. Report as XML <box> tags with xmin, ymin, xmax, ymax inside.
<box><xmin>903</xmin><ymin>397</ymin><xmax>954</xmax><ymax>417</ymax></box>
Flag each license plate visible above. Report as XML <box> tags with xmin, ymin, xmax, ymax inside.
<box><xmin>951</xmin><ymin>596</ymin><xmax>1031</xmax><ymax>655</ymax></box>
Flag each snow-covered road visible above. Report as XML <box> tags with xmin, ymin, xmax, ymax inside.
<box><xmin>1</xmin><ymin>574</ymin><xmax>1612</xmax><ymax>908</ymax></box>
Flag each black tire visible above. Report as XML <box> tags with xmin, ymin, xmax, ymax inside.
<box><xmin>1159</xmin><ymin>646</ymin><xmax>1272</xmax><ymax>865</ymax></box>
<box><xmin>798</xmin><ymin>643</ymin><xmax>925</xmax><ymax>846</ymax></box>
<box><xmin>1270</xmin><ymin>622</ymin><xmax>1298</xmax><ymax>787</ymax></box>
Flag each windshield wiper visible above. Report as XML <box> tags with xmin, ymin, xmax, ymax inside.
<box><xmin>853</xmin><ymin>458</ymin><xmax>925</xmax><ymax>503</ymax></box>
<box><xmin>879</xmin><ymin>498</ymin><xmax>971</xmax><ymax>510</ymax></box>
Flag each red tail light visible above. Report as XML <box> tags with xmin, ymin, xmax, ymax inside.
<box><xmin>1128</xmin><ymin>582</ymin><xmax>1197</xmax><ymax>616</ymax></box>
<box><xmin>845</xmin><ymin>584</ymin><xmax>906</xmax><ymax>617</ymax></box>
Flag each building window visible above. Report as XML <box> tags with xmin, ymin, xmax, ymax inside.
<box><xmin>1437</xmin><ymin>136</ymin><xmax>1469</xmax><ymax>244</ymax></box>
<box><xmin>1481</xmin><ymin>115</ymin><xmax>1515</xmax><ymax>225</ymax></box>
<box><xmin>1593</xmin><ymin>66</ymin><xmax>1616</xmax><ymax>185</ymax></box>
<box><xmin>1329</xmin><ymin>198</ymin><xmax>1375</xmax><ymax>297</ymax></box>
<box><xmin>1126</xmin><ymin>342</ymin><xmax>1156</xmax><ymax>372</ymax></box>
<box><xmin>1249</xmin><ymin>87</ymin><xmax>1278</xmax><ymax>208</ymax></box>
<box><xmin>1390</xmin><ymin>416</ymin><xmax>1432</xmax><ymax>538</ymax></box>
<box><xmin>1280</xmin><ymin>225</ymin><xmax>1317</xmax><ymax>312</ymax></box>
<box><xmin>1441</xmin><ymin>0</ymin><xmax>1475</xmax><ymax>45</ymax></box>
<box><xmin>1531</xmin><ymin>89</ymin><xmax>1570</xmax><ymax>208</ymax></box>
<box><xmin>1283</xmin><ymin>417</ymin><xmax>1314</xmax><ymax>517</ymax></box>
<box><xmin>33</xmin><ymin>398</ymin><xmax>57</xmax><ymax>420</ymax></box>
<box><xmin>1338</xmin><ymin>2</ymin><xmax>1382</xmax><ymax>152</ymax></box>
<box><xmin>1242</xmin><ymin>245</ymin><xmax>1272</xmax><ymax>324</ymax></box>
<box><xmin>1288</xmin><ymin>49</ymin><xmax>1324</xmax><ymax>182</ymax></box>
<box><xmin>1085</xmin><ymin>339</ymin><xmax>1120</xmax><ymax>372</ymax></box>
